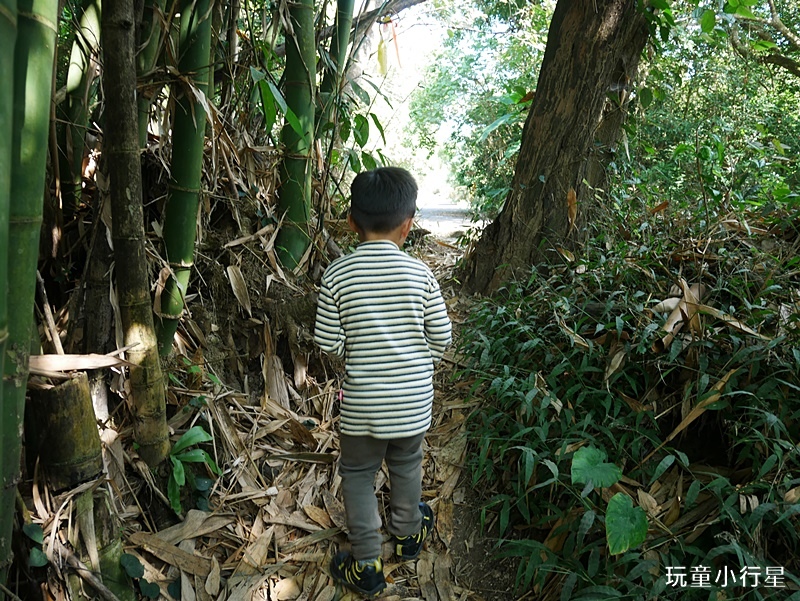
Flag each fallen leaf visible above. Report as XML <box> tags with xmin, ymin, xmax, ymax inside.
<box><xmin>227</xmin><ymin>264</ymin><xmax>252</xmax><ymax>317</ymax></box>
<box><xmin>567</xmin><ymin>188</ymin><xmax>577</xmax><ymax>232</ymax></box>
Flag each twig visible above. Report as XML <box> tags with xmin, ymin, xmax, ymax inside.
<box><xmin>37</xmin><ymin>270</ymin><xmax>64</xmax><ymax>355</ymax></box>
<box><xmin>0</xmin><ymin>582</ymin><xmax>24</xmax><ymax>601</ymax></box>
<box><xmin>52</xmin><ymin>538</ymin><xmax>122</xmax><ymax>601</ymax></box>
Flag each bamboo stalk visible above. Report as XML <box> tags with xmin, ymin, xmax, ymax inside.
<box><xmin>102</xmin><ymin>0</ymin><xmax>169</xmax><ymax>466</ymax></box>
<box><xmin>136</xmin><ymin>0</ymin><xmax>167</xmax><ymax>148</ymax></box>
<box><xmin>275</xmin><ymin>0</ymin><xmax>315</xmax><ymax>269</ymax></box>
<box><xmin>155</xmin><ymin>0</ymin><xmax>214</xmax><ymax>355</ymax></box>
<box><xmin>0</xmin><ymin>7</ymin><xmax>17</xmax><ymax>557</ymax></box>
<box><xmin>1</xmin><ymin>0</ymin><xmax>58</xmax><ymax>589</ymax></box>
<box><xmin>57</xmin><ymin>0</ymin><xmax>101</xmax><ymax>219</ymax></box>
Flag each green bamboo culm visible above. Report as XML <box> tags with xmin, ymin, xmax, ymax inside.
<box><xmin>102</xmin><ymin>0</ymin><xmax>169</xmax><ymax>466</ymax></box>
<box><xmin>155</xmin><ymin>0</ymin><xmax>213</xmax><ymax>356</ymax></box>
<box><xmin>275</xmin><ymin>0</ymin><xmax>315</xmax><ymax>270</ymax></box>
<box><xmin>0</xmin><ymin>0</ymin><xmax>16</xmax><ymax>590</ymax></box>
<box><xmin>318</xmin><ymin>0</ymin><xmax>355</xmax><ymax>125</ymax></box>
<box><xmin>1</xmin><ymin>0</ymin><xmax>58</xmax><ymax>589</ymax></box>
<box><xmin>57</xmin><ymin>0</ymin><xmax>101</xmax><ymax>219</ymax></box>
<box><xmin>136</xmin><ymin>0</ymin><xmax>167</xmax><ymax>149</ymax></box>
<box><xmin>0</xmin><ymin>0</ymin><xmax>16</xmax><ymax>387</ymax></box>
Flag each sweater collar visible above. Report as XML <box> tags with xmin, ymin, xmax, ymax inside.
<box><xmin>357</xmin><ymin>240</ymin><xmax>400</xmax><ymax>250</ymax></box>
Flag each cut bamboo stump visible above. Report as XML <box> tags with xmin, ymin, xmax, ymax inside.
<box><xmin>26</xmin><ymin>372</ymin><xmax>103</xmax><ymax>491</ymax></box>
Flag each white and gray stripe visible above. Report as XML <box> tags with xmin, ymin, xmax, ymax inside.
<box><xmin>314</xmin><ymin>240</ymin><xmax>452</xmax><ymax>439</ymax></box>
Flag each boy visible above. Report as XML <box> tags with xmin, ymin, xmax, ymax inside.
<box><xmin>314</xmin><ymin>167</ymin><xmax>452</xmax><ymax>596</ymax></box>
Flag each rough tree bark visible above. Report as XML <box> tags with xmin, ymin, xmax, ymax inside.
<box><xmin>461</xmin><ymin>0</ymin><xmax>650</xmax><ymax>294</ymax></box>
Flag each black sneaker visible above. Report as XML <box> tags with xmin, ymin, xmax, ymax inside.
<box><xmin>330</xmin><ymin>551</ymin><xmax>386</xmax><ymax>597</ymax></box>
<box><xmin>393</xmin><ymin>502</ymin><xmax>434</xmax><ymax>560</ymax></box>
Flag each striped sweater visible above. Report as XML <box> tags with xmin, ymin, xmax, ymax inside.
<box><xmin>314</xmin><ymin>240</ymin><xmax>452</xmax><ymax>438</ymax></box>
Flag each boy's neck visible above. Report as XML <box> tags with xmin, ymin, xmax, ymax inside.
<box><xmin>359</xmin><ymin>231</ymin><xmax>404</xmax><ymax>246</ymax></box>
<box><xmin>351</xmin><ymin>216</ymin><xmax>414</xmax><ymax>248</ymax></box>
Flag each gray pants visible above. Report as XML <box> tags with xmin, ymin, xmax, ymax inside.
<box><xmin>339</xmin><ymin>432</ymin><xmax>425</xmax><ymax>560</ymax></box>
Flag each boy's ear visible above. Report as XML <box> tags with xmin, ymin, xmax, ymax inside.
<box><xmin>347</xmin><ymin>214</ymin><xmax>359</xmax><ymax>233</ymax></box>
<box><xmin>400</xmin><ymin>216</ymin><xmax>414</xmax><ymax>237</ymax></box>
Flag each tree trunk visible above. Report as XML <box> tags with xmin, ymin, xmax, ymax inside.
<box><xmin>2</xmin><ymin>0</ymin><xmax>58</xmax><ymax>588</ymax></box>
<box><xmin>274</xmin><ymin>0</ymin><xmax>315</xmax><ymax>269</ymax></box>
<box><xmin>155</xmin><ymin>0</ymin><xmax>213</xmax><ymax>356</ymax></box>
<box><xmin>461</xmin><ymin>0</ymin><xmax>650</xmax><ymax>294</ymax></box>
<box><xmin>102</xmin><ymin>0</ymin><xmax>169</xmax><ymax>467</ymax></box>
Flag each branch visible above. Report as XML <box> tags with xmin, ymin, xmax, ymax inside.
<box><xmin>766</xmin><ymin>0</ymin><xmax>800</xmax><ymax>50</ymax></box>
<box><xmin>275</xmin><ymin>0</ymin><xmax>428</xmax><ymax>58</ymax></box>
<box><xmin>762</xmin><ymin>53</ymin><xmax>800</xmax><ymax>78</ymax></box>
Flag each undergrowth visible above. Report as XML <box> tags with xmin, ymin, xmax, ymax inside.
<box><xmin>457</xmin><ymin>204</ymin><xmax>800</xmax><ymax>600</ymax></box>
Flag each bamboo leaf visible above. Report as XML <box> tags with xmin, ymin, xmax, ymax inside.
<box><xmin>478</xmin><ymin>112</ymin><xmax>515</xmax><ymax>143</ymax></box>
<box><xmin>226</xmin><ymin>265</ymin><xmax>252</xmax><ymax>316</ymax></box>
<box><xmin>257</xmin><ymin>80</ymin><xmax>277</xmax><ymax>134</ymax></box>
<box><xmin>348</xmin><ymin>79</ymin><xmax>371</xmax><ymax>105</ymax></box>
<box><xmin>266</xmin><ymin>80</ymin><xmax>306</xmax><ymax>141</ymax></box>
<box><xmin>369</xmin><ymin>113</ymin><xmax>386</xmax><ymax>144</ymax></box>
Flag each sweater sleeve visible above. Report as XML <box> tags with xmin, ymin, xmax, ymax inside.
<box><xmin>314</xmin><ymin>277</ymin><xmax>345</xmax><ymax>357</ymax></box>
<box><xmin>424</xmin><ymin>273</ymin><xmax>452</xmax><ymax>363</ymax></box>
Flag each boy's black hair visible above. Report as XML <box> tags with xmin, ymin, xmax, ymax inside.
<box><xmin>350</xmin><ymin>167</ymin><xmax>417</xmax><ymax>233</ymax></box>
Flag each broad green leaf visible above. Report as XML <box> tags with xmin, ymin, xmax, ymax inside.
<box><xmin>571</xmin><ymin>446</ymin><xmax>622</xmax><ymax>488</ymax></box>
<box><xmin>362</xmin><ymin>152</ymin><xmax>377</xmax><ymax>171</ymax></box>
<box><xmin>340</xmin><ymin>117</ymin><xmax>351</xmax><ymax>143</ymax></box>
<box><xmin>171</xmin><ymin>456</ymin><xmax>185</xmax><ymax>487</ymax></box>
<box><xmin>347</xmin><ymin>150</ymin><xmax>361</xmax><ymax>173</ymax></box>
<box><xmin>699</xmin><ymin>9</ymin><xmax>715</xmax><ymax>33</ymax></box>
<box><xmin>650</xmin><ymin>0</ymin><xmax>669</xmax><ymax>9</ymax></box>
<box><xmin>639</xmin><ymin>87</ymin><xmax>653</xmax><ymax>108</ymax></box>
<box><xmin>752</xmin><ymin>40</ymin><xmax>777</xmax><ymax>52</ymax></box>
<box><xmin>23</xmin><ymin>523</ymin><xmax>44</xmax><ymax>544</ymax></box>
<box><xmin>735</xmin><ymin>5</ymin><xmax>755</xmax><ymax>18</ymax></box>
<box><xmin>29</xmin><ymin>548</ymin><xmax>48</xmax><ymax>568</ymax></box>
<box><xmin>354</xmin><ymin>114</ymin><xmax>369</xmax><ymax>148</ymax></box>
<box><xmin>172</xmin><ymin>426</ymin><xmax>213</xmax><ymax>455</ymax></box>
<box><xmin>140</xmin><ymin>580</ymin><xmax>161</xmax><ymax>599</ymax></box>
<box><xmin>175</xmin><ymin>449</ymin><xmax>210</xmax><ymax>463</ymax></box>
<box><xmin>605</xmin><ymin>493</ymin><xmax>648</xmax><ymax>554</ymax></box>
<box><xmin>168</xmin><ymin>474</ymin><xmax>183</xmax><ymax>514</ymax></box>
<box><xmin>120</xmin><ymin>553</ymin><xmax>145</xmax><ymax>578</ymax></box>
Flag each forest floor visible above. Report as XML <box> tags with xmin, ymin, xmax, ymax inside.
<box><xmin>25</xmin><ymin>223</ymin><xmax>523</xmax><ymax>600</ymax></box>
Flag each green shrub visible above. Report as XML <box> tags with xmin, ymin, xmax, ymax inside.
<box><xmin>457</xmin><ymin>215</ymin><xmax>800</xmax><ymax>598</ymax></box>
